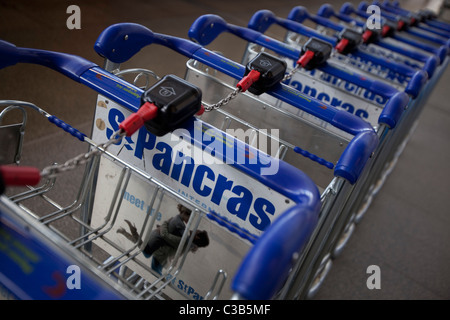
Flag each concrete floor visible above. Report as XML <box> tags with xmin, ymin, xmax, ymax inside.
<box><xmin>0</xmin><ymin>0</ymin><xmax>449</xmax><ymax>300</ymax></box>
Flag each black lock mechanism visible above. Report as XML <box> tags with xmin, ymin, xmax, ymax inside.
<box><xmin>297</xmin><ymin>37</ymin><xmax>332</xmax><ymax>70</ymax></box>
<box><xmin>119</xmin><ymin>74</ymin><xmax>203</xmax><ymax>137</ymax></box>
<box><xmin>335</xmin><ymin>27</ymin><xmax>362</xmax><ymax>54</ymax></box>
<box><xmin>238</xmin><ymin>52</ymin><xmax>287</xmax><ymax>95</ymax></box>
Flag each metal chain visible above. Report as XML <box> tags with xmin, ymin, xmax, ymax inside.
<box><xmin>40</xmin><ymin>130</ymin><xmax>126</xmax><ymax>180</ymax></box>
<box><xmin>203</xmin><ymin>87</ymin><xmax>242</xmax><ymax>112</ymax></box>
<box><xmin>283</xmin><ymin>64</ymin><xmax>301</xmax><ymax>82</ymax></box>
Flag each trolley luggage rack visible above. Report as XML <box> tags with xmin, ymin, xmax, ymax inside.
<box><xmin>0</xmin><ymin>39</ymin><xmax>322</xmax><ymax>300</ymax></box>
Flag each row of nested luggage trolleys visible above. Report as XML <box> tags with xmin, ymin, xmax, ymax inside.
<box><xmin>0</xmin><ymin>1</ymin><xmax>449</xmax><ymax>300</ymax></box>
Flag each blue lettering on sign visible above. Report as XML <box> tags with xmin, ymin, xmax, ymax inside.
<box><xmin>105</xmin><ymin>108</ymin><xmax>276</xmax><ymax>232</ymax></box>
<box><xmin>287</xmin><ymin>78</ymin><xmax>371</xmax><ymax>120</ymax></box>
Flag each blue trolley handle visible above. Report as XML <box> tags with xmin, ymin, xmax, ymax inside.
<box><xmin>341</xmin><ymin>2</ymin><xmax>448</xmax><ymax>63</ymax></box>
<box><xmin>232</xmin><ymin>201</ymin><xmax>320</xmax><ymax>299</ymax></box>
<box><xmin>317</xmin><ymin>4</ymin><xmax>439</xmax><ymax>78</ymax></box>
<box><xmin>189</xmin><ymin>14</ymin><xmax>414</xmax><ymax>125</ymax></box>
<box><xmin>0</xmin><ymin>40</ymin><xmax>144</xmax><ymax>113</ymax></box>
<box><xmin>94</xmin><ymin>23</ymin><xmax>378</xmax><ymax>184</ymax></box>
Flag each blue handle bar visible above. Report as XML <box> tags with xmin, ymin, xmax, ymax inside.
<box><xmin>342</xmin><ymin>2</ymin><xmax>448</xmax><ymax>62</ymax></box>
<box><xmin>232</xmin><ymin>201</ymin><xmax>319</xmax><ymax>299</ymax></box>
<box><xmin>0</xmin><ymin>40</ymin><xmax>144</xmax><ymax>113</ymax></box>
<box><xmin>246</xmin><ymin>10</ymin><xmax>426</xmax><ymax>99</ymax></box>
<box><xmin>317</xmin><ymin>3</ymin><xmax>439</xmax><ymax>78</ymax></box>
<box><xmin>94</xmin><ymin>23</ymin><xmax>378</xmax><ymax>184</ymax></box>
<box><xmin>0</xmin><ymin>40</ymin><xmax>97</xmax><ymax>82</ymax></box>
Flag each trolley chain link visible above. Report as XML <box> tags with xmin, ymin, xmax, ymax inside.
<box><xmin>203</xmin><ymin>87</ymin><xmax>242</xmax><ymax>112</ymax></box>
<box><xmin>40</xmin><ymin>130</ymin><xmax>126</xmax><ymax>180</ymax></box>
<box><xmin>282</xmin><ymin>65</ymin><xmax>301</xmax><ymax>82</ymax></box>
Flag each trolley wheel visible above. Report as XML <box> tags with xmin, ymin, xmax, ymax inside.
<box><xmin>354</xmin><ymin>186</ymin><xmax>375</xmax><ymax>224</ymax></box>
<box><xmin>306</xmin><ymin>254</ymin><xmax>333</xmax><ymax>299</ymax></box>
<box><xmin>332</xmin><ymin>221</ymin><xmax>356</xmax><ymax>259</ymax></box>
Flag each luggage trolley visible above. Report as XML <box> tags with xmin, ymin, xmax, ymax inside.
<box><xmin>93</xmin><ymin>23</ymin><xmax>379</xmax><ymax>299</ymax></box>
<box><xmin>185</xmin><ymin>12</ymin><xmax>423</xmax><ymax>298</ymax></box>
<box><xmin>0</xmin><ymin>39</ymin><xmax>322</xmax><ymax>300</ymax></box>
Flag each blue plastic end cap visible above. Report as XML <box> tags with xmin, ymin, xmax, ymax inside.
<box><xmin>0</xmin><ymin>40</ymin><xmax>19</xmax><ymax>70</ymax></box>
<box><xmin>188</xmin><ymin>14</ymin><xmax>228</xmax><ymax>46</ymax></box>
<box><xmin>287</xmin><ymin>6</ymin><xmax>310</xmax><ymax>23</ymax></box>
<box><xmin>424</xmin><ymin>55</ymin><xmax>438</xmax><ymax>78</ymax></box>
<box><xmin>334</xmin><ymin>165</ymin><xmax>357</xmax><ymax>184</ymax></box>
<box><xmin>334</xmin><ymin>130</ymin><xmax>378</xmax><ymax>184</ymax></box>
<box><xmin>340</xmin><ymin>2</ymin><xmax>355</xmax><ymax>15</ymax></box>
<box><xmin>94</xmin><ymin>23</ymin><xmax>154</xmax><ymax>64</ymax></box>
<box><xmin>405</xmin><ymin>70</ymin><xmax>428</xmax><ymax>99</ymax></box>
<box><xmin>437</xmin><ymin>46</ymin><xmax>448</xmax><ymax>65</ymax></box>
<box><xmin>379</xmin><ymin>91</ymin><xmax>410</xmax><ymax>128</ymax></box>
<box><xmin>317</xmin><ymin>4</ymin><xmax>335</xmax><ymax>18</ymax></box>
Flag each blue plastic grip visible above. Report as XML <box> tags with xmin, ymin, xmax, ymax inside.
<box><xmin>188</xmin><ymin>14</ymin><xmax>232</xmax><ymax>46</ymax></box>
<box><xmin>340</xmin><ymin>2</ymin><xmax>357</xmax><ymax>16</ymax></box>
<box><xmin>405</xmin><ymin>70</ymin><xmax>428</xmax><ymax>98</ymax></box>
<box><xmin>287</xmin><ymin>6</ymin><xmax>310</xmax><ymax>24</ymax></box>
<box><xmin>378</xmin><ymin>91</ymin><xmax>410</xmax><ymax>128</ymax></box>
<box><xmin>0</xmin><ymin>40</ymin><xmax>20</xmax><ymax>70</ymax></box>
<box><xmin>317</xmin><ymin>4</ymin><xmax>336</xmax><ymax>19</ymax></box>
<box><xmin>0</xmin><ymin>40</ymin><xmax>96</xmax><ymax>82</ymax></box>
<box><xmin>334</xmin><ymin>130</ymin><xmax>379</xmax><ymax>184</ymax></box>
<box><xmin>232</xmin><ymin>201</ymin><xmax>320</xmax><ymax>300</ymax></box>
<box><xmin>94</xmin><ymin>23</ymin><xmax>155</xmax><ymax>63</ymax></box>
<box><xmin>48</xmin><ymin>115</ymin><xmax>86</xmax><ymax>141</ymax></box>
